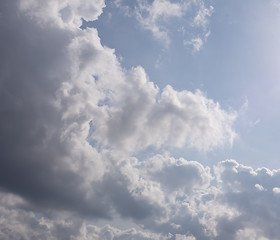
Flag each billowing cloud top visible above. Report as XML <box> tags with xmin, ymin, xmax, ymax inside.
<box><xmin>0</xmin><ymin>1</ymin><xmax>279</xmax><ymax>240</ymax></box>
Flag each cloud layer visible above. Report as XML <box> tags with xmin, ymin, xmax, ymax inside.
<box><xmin>0</xmin><ymin>1</ymin><xmax>279</xmax><ymax>240</ymax></box>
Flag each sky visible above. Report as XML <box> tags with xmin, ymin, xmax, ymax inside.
<box><xmin>1</xmin><ymin>0</ymin><xmax>280</xmax><ymax>239</ymax></box>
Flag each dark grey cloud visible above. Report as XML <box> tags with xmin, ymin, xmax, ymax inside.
<box><xmin>0</xmin><ymin>194</ymin><xmax>164</xmax><ymax>240</ymax></box>
<box><xmin>0</xmin><ymin>0</ymin><xmax>109</xmax><ymax>218</ymax></box>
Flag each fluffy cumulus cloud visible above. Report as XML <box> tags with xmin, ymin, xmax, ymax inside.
<box><xmin>92</xmin><ymin>74</ymin><xmax>236</xmax><ymax>153</ymax></box>
<box><xmin>0</xmin><ymin>0</ymin><xmax>280</xmax><ymax>240</ymax></box>
<box><xmin>18</xmin><ymin>0</ymin><xmax>105</xmax><ymax>28</ymax></box>
<box><xmin>213</xmin><ymin>160</ymin><xmax>280</xmax><ymax>240</ymax></box>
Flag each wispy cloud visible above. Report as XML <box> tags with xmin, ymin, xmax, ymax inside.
<box><xmin>116</xmin><ymin>0</ymin><xmax>213</xmax><ymax>50</ymax></box>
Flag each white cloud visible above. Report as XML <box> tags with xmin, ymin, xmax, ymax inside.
<box><xmin>133</xmin><ymin>0</ymin><xmax>186</xmax><ymax>46</ymax></box>
<box><xmin>235</xmin><ymin>228</ymin><xmax>269</xmax><ymax>240</ymax></box>
<box><xmin>115</xmin><ymin>0</ymin><xmax>213</xmax><ymax>50</ymax></box>
<box><xmin>19</xmin><ymin>0</ymin><xmax>106</xmax><ymax>28</ymax></box>
<box><xmin>184</xmin><ymin>37</ymin><xmax>203</xmax><ymax>52</ymax></box>
<box><xmin>255</xmin><ymin>184</ymin><xmax>265</xmax><ymax>191</ymax></box>
<box><xmin>192</xmin><ymin>2</ymin><xmax>214</xmax><ymax>29</ymax></box>
<box><xmin>175</xmin><ymin>234</ymin><xmax>196</xmax><ymax>240</ymax></box>
<box><xmin>272</xmin><ymin>187</ymin><xmax>280</xmax><ymax>194</ymax></box>
<box><xmin>91</xmin><ymin>72</ymin><xmax>237</xmax><ymax>153</ymax></box>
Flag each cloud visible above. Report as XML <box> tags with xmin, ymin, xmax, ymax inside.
<box><xmin>184</xmin><ymin>37</ymin><xmax>204</xmax><ymax>52</ymax></box>
<box><xmin>192</xmin><ymin>2</ymin><xmax>214</xmax><ymax>29</ymax></box>
<box><xmin>0</xmin><ymin>0</ymin><xmax>234</xmax><ymax>217</ymax></box>
<box><xmin>143</xmin><ymin>154</ymin><xmax>212</xmax><ymax>194</ymax></box>
<box><xmin>255</xmin><ymin>184</ymin><xmax>265</xmax><ymax>191</ymax></box>
<box><xmin>214</xmin><ymin>160</ymin><xmax>280</xmax><ymax>239</ymax></box>
<box><xmin>0</xmin><ymin>0</ymin><xmax>110</xmax><ymax>218</ymax></box>
<box><xmin>133</xmin><ymin>0</ymin><xmax>185</xmax><ymax>46</ymax></box>
<box><xmin>18</xmin><ymin>0</ymin><xmax>105</xmax><ymax>28</ymax></box>
<box><xmin>0</xmin><ymin>192</ymin><xmax>165</xmax><ymax>240</ymax></box>
<box><xmin>92</xmin><ymin>72</ymin><xmax>237</xmax><ymax>153</ymax></box>
<box><xmin>184</xmin><ymin>0</ymin><xmax>213</xmax><ymax>53</ymax></box>
<box><xmin>115</xmin><ymin>0</ymin><xmax>213</xmax><ymax>49</ymax></box>
<box><xmin>272</xmin><ymin>0</ymin><xmax>280</xmax><ymax>11</ymax></box>
<box><xmin>272</xmin><ymin>187</ymin><xmax>280</xmax><ymax>194</ymax></box>
<box><xmin>1</xmin><ymin>0</ymin><xmax>280</xmax><ymax>240</ymax></box>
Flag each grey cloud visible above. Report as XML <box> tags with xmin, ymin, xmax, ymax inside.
<box><xmin>143</xmin><ymin>154</ymin><xmax>212</xmax><ymax>194</ymax></box>
<box><xmin>102</xmin><ymin>168</ymin><xmax>164</xmax><ymax>220</ymax></box>
<box><xmin>2</xmin><ymin>1</ymin><xmax>280</xmax><ymax>240</ymax></box>
<box><xmin>0</xmin><ymin>192</ymin><xmax>168</xmax><ymax>240</ymax></box>
<box><xmin>0</xmin><ymin>0</ymin><xmax>109</xmax><ymax>218</ymax></box>
<box><xmin>214</xmin><ymin>160</ymin><xmax>280</xmax><ymax>239</ymax></box>
<box><xmin>2</xmin><ymin>1</ymin><xmax>219</xmax><ymax>225</ymax></box>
